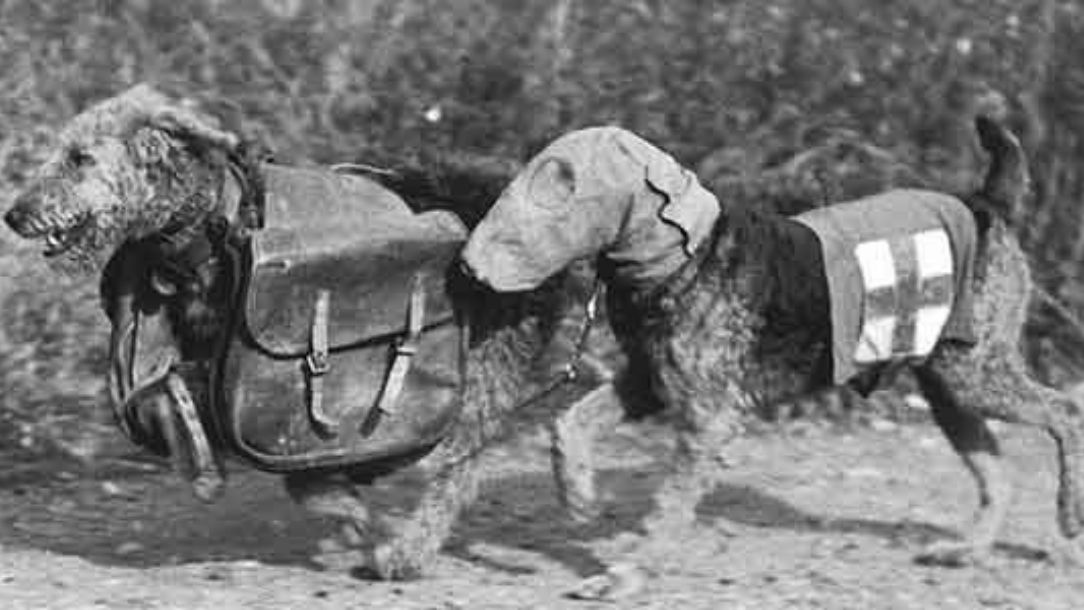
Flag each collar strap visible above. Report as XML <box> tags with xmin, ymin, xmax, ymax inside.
<box><xmin>226</xmin><ymin>141</ymin><xmax>268</xmax><ymax>231</ymax></box>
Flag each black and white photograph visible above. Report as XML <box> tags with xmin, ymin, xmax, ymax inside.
<box><xmin>2</xmin><ymin>1</ymin><xmax>1084</xmax><ymax>608</ymax></box>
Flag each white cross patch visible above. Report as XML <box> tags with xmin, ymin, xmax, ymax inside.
<box><xmin>853</xmin><ymin>229</ymin><xmax>955</xmax><ymax>363</ymax></box>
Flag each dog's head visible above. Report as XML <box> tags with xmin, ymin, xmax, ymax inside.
<box><xmin>4</xmin><ymin>83</ymin><xmax>242</xmax><ymax>274</ymax></box>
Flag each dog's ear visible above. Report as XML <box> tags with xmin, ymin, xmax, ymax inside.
<box><xmin>126</xmin><ymin>126</ymin><xmax>178</xmax><ymax>168</ymax></box>
<box><xmin>149</xmin><ymin>105</ymin><xmax>240</xmax><ymax>155</ymax></box>
<box><xmin>149</xmin><ymin>98</ymin><xmax>276</xmax><ymax>170</ymax></box>
<box><xmin>115</xmin><ymin>83</ymin><xmax>241</xmax><ymax>163</ymax></box>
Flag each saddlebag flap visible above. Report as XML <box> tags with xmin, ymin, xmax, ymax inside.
<box><xmin>221</xmin><ymin>165</ymin><xmax>470</xmax><ymax>472</ymax></box>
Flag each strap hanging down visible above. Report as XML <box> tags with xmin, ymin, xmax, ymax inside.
<box><xmin>164</xmin><ymin>373</ymin><xmax>225</xmax><ymax>502</ymax></box>
<box><xmin>305</xmin><ymin>289</ymin><xmax>337</xmax><ymax>435</ymax></box>
<box><xmin>376</xmin><ymin>274</ymin><xmax>427</xmax><ymax>415</ymax></box>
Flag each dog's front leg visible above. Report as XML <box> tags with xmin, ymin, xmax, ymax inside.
<box><xmin>549</xmin><ymin>381</ymin><xmax>623</xmax><ymax>522</ymax></box>
<box><xmin>571</xmin><ymin>386</ymin><xmax>743</xmax><ymax>601</ymax></box>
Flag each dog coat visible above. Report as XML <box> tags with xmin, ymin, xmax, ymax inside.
<box><xmin>793</xmin><ymin>189</ymin><xmax>978</xmax><ymax>384</ymax></box>
<box><xmin>462</xmin><ymin>126</ymin><xmax>721</xmax><ymax>292</ymax></box>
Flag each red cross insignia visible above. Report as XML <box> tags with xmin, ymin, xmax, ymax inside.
<box><xmin>853</xmin><ymin>229</ymin><xmax>955</xmax><ymax>363</ymax></box>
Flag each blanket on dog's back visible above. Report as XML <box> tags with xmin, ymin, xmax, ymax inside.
<box><xmin>793</xmin><ymin>189</ymin><xmax>978</xmax><ymax>384</ymax></box>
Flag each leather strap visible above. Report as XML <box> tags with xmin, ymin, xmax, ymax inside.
<box><xmin>229</xmin><ymin>143</ymin><xmax>267</xmax><ymax>231</ymax></box>
<box><xmin>375</xmin><ymin>274</ymin><xmax>427</xmax><ymax>415</ymax></box>
<box><xmin>164</xmin><ymin>373</ymin><xmax>225</xmax><ymax>502</ymax></box>
<box><xmin>112</xmin><ymin>308</ymin><xmax>176</xmax><ymax>442</ymax></box>
<box><xmin>305</xmin><ymin>289</ymin><xmax>338</xmax><ymax>434</ymax></box>
<box><xmin>562</xmin><ymin>279</ymin><xmax>602</xmax><ymax>383</ymax></box>
<box><xmin>510</xmin><ymin>276</ymin><xmax>605</xmax><ymax>409</ymax></box>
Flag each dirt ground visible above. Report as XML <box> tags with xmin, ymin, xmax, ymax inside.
<box><xmin>2</xmin><ymin>419</ymin><xmax>1083</xmax><ymax>610</ymax></box>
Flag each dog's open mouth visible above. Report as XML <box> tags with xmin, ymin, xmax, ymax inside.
<box><xmin>42</xmin><ymin>215</ymin><xmax>92</xmax><ymax>258</ymax></box>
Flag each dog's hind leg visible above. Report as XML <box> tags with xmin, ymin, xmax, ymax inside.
<box><xmin>912</xmin><ymin>360</ymin><xmax>1012</xmax><ymax>566</ymax></box>
<box><xmin>286</xmin><ymin>461</ymin><xmax>480</xmax><ymax>580</ymax></box>
<box><xmin>369</xmin><ymin>384</ymin><xmax>619</xmax><ymax>578</ymax></box>
<box><xmin>916</xmin><ymin>342</ymin><xmax>1084</xmax><ymax>564</ymax></box>
<box><xmin>282</xmin><ymin>472</ymin><xmax>376</xmax><ymax>571</ymax></box>
<box><xmin>362</xmin><ymin>455</ymin><xmax>482</xmax><ymax>580</ymax></box>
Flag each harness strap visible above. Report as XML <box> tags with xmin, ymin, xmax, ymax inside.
<box><xmin>305</xmin><ymin>289</ymin><xmax>337</xmax><ymax>434</ymax></box>
<box><xmin>164</xmin><ymin>373</ymin><xmax>225</xmax><ymax>502</ymax></box>
<box><xmin>110</xmin><ymin>309</ymin><xmax>172</xmax><ymax>441</ymax></box>
<box><xmin>516</xmin><ymin>277</ymin><xmax>606</xmax><ymax>408</ymax></box>
<box><xmin>376</xmin><ymin>273</ymin><xmax>427</xmax><ymax>415</ymax></box>
<box><xmin>228</xmin><ymin>142</ymin><xmax>268</xmax><ymax>232</ymax></box>
<box><xmin>564</xmin><ymin>280</ymin><xmax>602</xmax><ymax>382</ymax></box>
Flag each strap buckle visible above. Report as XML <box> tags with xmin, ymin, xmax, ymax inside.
<box><xmin>306</xmin><ymin>289</ymin><xmax>338</xmax><ymax>435</ymax></box>
<box><xmin>375</xmin><ymin>274</ymin><xmax>428</xmax><ymax>416</ymax></box>
<box><xmin>304</xmin><ymin>350</ymin><xmax>330</xmax><ymax>376</ymax></box>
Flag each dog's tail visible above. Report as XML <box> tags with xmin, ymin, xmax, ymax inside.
<box><xmin>968</xmin><ymin>115</ymin><xmax>1031</xmax><ymax>227</ymax></box>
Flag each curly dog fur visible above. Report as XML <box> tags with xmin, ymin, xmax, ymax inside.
<box><xmin>4</xmin><ymin>84</ymin><xmax>616</xmax><ymax>579</ymax></box>
<box><xmin>464</xmin><ymin>121</ymin><xmax>1084</xmax><ymax>597</ymax></box>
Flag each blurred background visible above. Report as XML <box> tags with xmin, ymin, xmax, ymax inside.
<box><xmin>1</xmin><ymin>0</ymin><xmax>1082</xmax><ymax>463</ymax></box>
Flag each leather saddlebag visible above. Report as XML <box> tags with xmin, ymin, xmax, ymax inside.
<box><xmin>219</xmin><ymin>165</ymin><xmax>469</xmax><ymax>472</ymax></box>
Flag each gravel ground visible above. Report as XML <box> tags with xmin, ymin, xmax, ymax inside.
<box><xmin>2</xmin><ymin>421</ymin><xmax>1083</xmax><ymax>609</ymax></box>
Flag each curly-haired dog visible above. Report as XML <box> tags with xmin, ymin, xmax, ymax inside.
<box><xmin>3</xmin><ymin>84</ymin><xmax>615</xmax><ymax>579</ymax></box>
<box><xmin>463</xmin><ymin>119</ymin><xmax>1084</xmax><ymax>598</ymax></box>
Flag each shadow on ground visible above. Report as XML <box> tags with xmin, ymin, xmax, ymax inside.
<box><xmin>0</xmin><ymin>461</ymin><xmax>326</xmax><ymax>569</ymax></box>
<box><xmin>447</xmin><ymin>465</ymin><xmax>967</xmax><ymax>578</ymax></box>
<box><xmin>0</xmin><ymin>446</ymin><xmax>1050</xmax><ymax>580</ymax></box>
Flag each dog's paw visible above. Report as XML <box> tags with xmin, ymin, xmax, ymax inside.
<box><xmin>566</xmin><ymin>562</ymin><xmax>650</xmax><ymax>601</ymax></box>
<box><xmin>356</xmin><ymin>542</ymin><xmax>425</xmax><ymax>581</ymax></box>
<box><xmin>565</xmin><ymin>494</ymin><xmax>606</xmax><ymax>524</ymax></box>
<box><xmin>312</xmin><ymin>536</ymin><xmax>365</xmax><ymax>573</ymax></box>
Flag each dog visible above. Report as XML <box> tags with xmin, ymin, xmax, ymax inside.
<box><xmin>3</xmin><ymin>83</ymin><xmax>617</xmax><ymax>579</ymax></box>
<box><xmin>462</xmin><ymin>118</ymin><xmax>1084</xmax><ymax>599</ymax></box>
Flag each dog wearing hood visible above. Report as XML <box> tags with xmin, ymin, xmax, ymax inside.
<box><xmin>463</xmin><ymin>119</ymin><xmax>1084</xmax><ymax>599</ymax></box>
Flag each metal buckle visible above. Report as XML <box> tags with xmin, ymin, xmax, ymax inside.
<box><xmin>304</xmin><ymin>351</ymin><xmax>330</xmax><ymax>376</ymax></box>
<box><xmin>395</xmin><ymin>339</ymin><xmax>419</xmax><ymax>357</ymax></box>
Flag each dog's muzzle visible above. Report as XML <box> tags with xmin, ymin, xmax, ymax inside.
<box><xmin>4</xmin><ymin>203</ymin><xmax>36</xmax><ymax>236</ymax></box>
<box><xmin>4</xmin><ymin>187</ymin><xmax>94</xmax><ymax>258</ymax></box>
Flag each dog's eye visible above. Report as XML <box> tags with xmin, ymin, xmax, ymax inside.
<box><xmin>66</xmin><ymin>148</ymin><xmax>96</xmax><ymax>169</ymax></box>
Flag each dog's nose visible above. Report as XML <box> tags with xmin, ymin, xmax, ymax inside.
<box><xmin>4</xmin><ymin>205</ymin><xmax>28</xmax><ymax>233</ymax></box>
